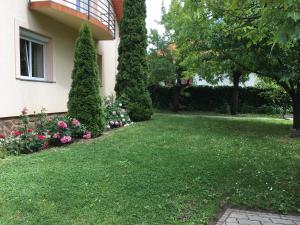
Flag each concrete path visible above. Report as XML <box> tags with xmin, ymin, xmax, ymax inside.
<box><xmin>216</xmin><ymin>209</ymin><xmax>300</xmax><ymax>225</ymax></box>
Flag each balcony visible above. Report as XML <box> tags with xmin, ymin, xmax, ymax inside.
<box><xmin>29</xmin><ymin>0</ymin><xmax>116</xmax><ymax>40</ymax></box>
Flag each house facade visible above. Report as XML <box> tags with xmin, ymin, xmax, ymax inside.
<box><xmin>0</xmin><ymin>0</ymin><xmax>123</xmax><ymax>133</ymax></box>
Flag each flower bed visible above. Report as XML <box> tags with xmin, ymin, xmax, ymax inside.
<box><xmin>0</xmin><ymin>102</ymin><xmax>132</xmax><ymax>157</ymax></box>
<box><xmin>104</xmin><ymin>96</ymin><xmax>132</xmax><ymax>130</ymax></box>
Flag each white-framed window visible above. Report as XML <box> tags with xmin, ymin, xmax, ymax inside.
<box><xmin>20</xmin><ymin>29</ymin><xmax>48</xmax><ymax>80</ymax></box>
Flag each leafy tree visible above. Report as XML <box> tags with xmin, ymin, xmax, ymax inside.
<box><xmin>68</xmin><ymin>24</ymin><xmax>105</xmax><ymax>136</ymax></box>
<box><xmin>162</xmin><ymin>0</ymin><xmax>252</xmax><ymax>115</ymax></box>
<box><xmin>115</xmin><ymin>0</ymin><xmax>153</xmax><ymax>121</ymax></box>
<box><xmin>165</xmin><ymin>0</ymin><xmax>300</xmax><ymax>134</ymax></box>
<box><xmin>148</xmin><ymin>29</ymin><xmax>188</xmax><ymax>111</ymax></box>
<box><xmin>211</xmin><ymin>0</ymin><xmax>300</xmax><ymax>133</ymax></box>
<box><xmin>148</xmin><ymin>29</ymin><xmax>177</xmax><ymax>86</ymax></box>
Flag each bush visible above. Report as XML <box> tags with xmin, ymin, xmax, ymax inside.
<box><xmin>0</xmin><ymin>108</ymin><xmax>48</xmax><ymax>155</ymax></box>
<box><xmin>104</xmin><ymin>96</ymin><xmax>132</xmax><ymax>129</ymax></box>
<box><xmin>240</xmin><ymin>104</ymin><xmax>257</xmax><ymax>114</ymax></box>
<box><xmin>216</xmin><ymin>100</ymin><xmax>231</xmax><ymax>114</ymax></box>
<box><xmin>115</xmin><ymin>0</ymin><xmax>153</xmax><ymax>121</ymax></box>
<box><xmin>149</xmin><ymin>85</ymin><xmax>292</xmax><ymax>114</ymax></box>
<box><xmin>68</xmin><ymin>24</ymin><xmax>105</xmax><ymax>137</ymax></box>
<box><xmin>45</xmin><ymin>116</ymin><xmax>89</xmax><ymax>146</ymax></box>
<box><xmin>0</xmin><ymin>108</ymin><xmax>93</xmax><ymax>156</ymax></box>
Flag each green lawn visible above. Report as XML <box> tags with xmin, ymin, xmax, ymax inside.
<box><xmin>0</xmin><ymin>113</ymin><xmax>299</xmax><ymax>225</ymax></box>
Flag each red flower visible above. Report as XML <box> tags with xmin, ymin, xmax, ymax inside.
<box><xmin>27</xmin><ymin>129</ymin><xmax>33</xmax><ymax>133</ymax></box>
<box><xmin>0</xmin><ymin>134</ymin><xmax>5</xmax><ymax>139</ymax></box>
<box><xmin>11</xmin><ymin>131</ymin><xmax>22</xmax><ymax>136</ymax></box>
<box><xmin>38</xmin><ymin>134</ymin><xmax>45</xmax><ymax>141</ymax></box>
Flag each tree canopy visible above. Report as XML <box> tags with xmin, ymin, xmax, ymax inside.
<box><xmin>163</xmin><ymin>0</ymin><xmax>300</xmax><ymax>132</ymax></box>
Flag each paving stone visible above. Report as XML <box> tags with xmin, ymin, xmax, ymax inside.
<box><xmin>229</xmin><ymin>212</ymin><xmax>249</xmax><ymax>219</ymax></box>
<box><xmin>237</xmin><ymin>219</ymin><xmax>261</xmax><ymax>225</ymax></box>
<box><xmin>270</xmin><ymin>218</ymin><xmax>295</xmax><ymax>224</ymax></box>
<box><xmin>261</xmin><ymin>223</ymin><xmax>284</xmax><ymax>225</ymax></box>
<box><xmin>248</xmin><ymin>215</ymin><xmax>272</xmax><ymax>222</ymax></box>
<box><xmin>284</xmin><ymin>216</ymin><xmax>300</xmax><ymax>221</ymax></box>
<box><xmin>259</xmin><ymin>213</ymin><xmax>282</xmax><ymax>219</ymax></box>
<box><xmin>216</xmin><ymin>209</ymin><xmax>300</xmax><ymax>225</ymax></box>
<box><xmin>226</xmin><ymin>222</ymin><xmax>239</xmax><ymax>225</ymax></box>
<box><xmin>226</xmin><ymin>218</ymin><xmax>238</xmax><ymax>223</ymax></box>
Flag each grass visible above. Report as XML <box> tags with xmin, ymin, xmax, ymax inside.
<box><xmin>0</xmin><ymin>113</ymin><xmax>299</xmax><ymax>225</ymax></box>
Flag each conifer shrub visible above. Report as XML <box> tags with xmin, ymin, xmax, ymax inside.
<box><xmin>115</xmin><ymin>0</ymin><xmax>153</xmax><ymax>121</ymax></box>
<box><xmin>68</xmin><ymin>24</ymin><xmax>105</xmax><ymax>136</ymax></box>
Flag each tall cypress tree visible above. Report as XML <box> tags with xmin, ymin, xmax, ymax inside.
<box><xmin>68</xmin><ymin>24</ymin><xmax>105</xmax><ymax>136</ymax></box>
<box><xmin>115</xmin><ymin>0</ymin><xmax>153</xmax><ymax>121</ymax></box>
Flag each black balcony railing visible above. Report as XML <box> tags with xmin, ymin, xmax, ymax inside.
<box><xmin>29</xmin><ymin>0</ymin><xmax>116</xmax><ymax>38</ymax></box>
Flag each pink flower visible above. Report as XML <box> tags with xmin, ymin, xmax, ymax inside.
<box><xmin>21</xmin><ymin>107</ymin><xmax>28</xmax><ymax>115</ymax></box>
<box><xmin>109</xmin><ymin>121</ymin><xmax>114</xmax><ymax>125</ymax></box>
<box><xmin>53</xmin><ymin>133</ymin><xmax>60</xmax><ymax>139</ymax></box>
<box><xmin>60</xmin><ymin>136</ymin><xmax>72</xmax><ymax>144</ymax></box>
<box><xmin>115</xmin><ymin>121</ymin><xmax>119</xmax><ymax>126</ymax></box>
<box><xmin>83</xmin><ymin>131</ymin><xmax>92</xmax><ymax>139</ymax></box>
<box><xmin>71</xmin><ymin>118</ymin><xmax>80</xmax><ymax>127</ymax></box>
<box><xmin>112</xmin><ymin>111</ymin><xmax>117</xmax><ymax>115</ymax></box>
<box><xmin>106</xmin><ymin>125</ymin><xmax>111</xmax><ymax>129</ymax></box>
<box><xmin>0</xmin><ymin>134</ymin><xmax>5</xmax><ymax>139</ymax></box>
<box><xmin>57</xmin><ymin>121</ymin><xmax>68</xmax><ymax>129</ymax></box>
<box><xmin>27</xmin><ymin>129</ymin><xmax>33</xmax><ymax>133</ymax></box>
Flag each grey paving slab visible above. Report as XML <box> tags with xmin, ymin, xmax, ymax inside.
<box><xmin>216</xmin><ymin>209</ymin><xmax>300</xmax><ymax>225</ymax></box>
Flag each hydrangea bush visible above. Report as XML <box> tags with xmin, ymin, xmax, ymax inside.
<box><xmin>0</xmin><ymin>108</ymin><xmax>48</xmax><ymax>155</ymax></box>
<box><xmin>0</xmin><ymin>109</ymin><xmax>91</xmax><ymax>156</ymax></box>
<box><xmin>45</xmin><ymin>116</ymin><xmax>90</xmax><ymax>146</ymax></box>
<box><xmin>104</xmin><ymin>96</ymin><xmax>132</xmax><ymax>130</ymax></box>
<box><xmin>0</xmin><ymin>101</ymin><xmax>132</xmax><ymax>157</ymax></box>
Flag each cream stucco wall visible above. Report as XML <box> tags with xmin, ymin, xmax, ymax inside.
<box><xmin>98</xmin><ymin>24</ymin><xmax>119</xmax><ymax>97</ymax></box>
<box><xmin>0</xmin><ymin>0</ymin><xmax>119</xmax><ymax>118</ymax></box>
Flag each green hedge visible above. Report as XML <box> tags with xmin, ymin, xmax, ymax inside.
<box><xmin>149</xmin><ymin>85</ymin><xmax>290</xmax><ymax>114</ymax></box>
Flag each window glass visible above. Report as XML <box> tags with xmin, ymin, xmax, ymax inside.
<box><xmin>20</xmin><ymin>39</ymin><xmax>30</xmax><ymax>77</ymax></box>
<box><xmin>32</xmin><ymin>42</ymin><xmax>44</xmax><ymax>78</ymax></box>
<box><xmin>19</xmin><ymin>29</ymin><xmax>47</xmax><ymax>80</ymax></box>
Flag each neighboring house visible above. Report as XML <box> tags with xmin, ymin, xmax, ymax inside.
<box><xmin>0</xmin><ymin>0</ymin><xmax>123</xmax><ymax>132</ymax></box>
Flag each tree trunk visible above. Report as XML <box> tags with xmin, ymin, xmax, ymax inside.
<box><xmin>292</xmin><ymin>92</ymin><xmax>300</xmax><ymax>130</ymax></box>
<box><xmin>231</xmin><ymin>71</ymin><xmax>242</xmax><ymax>115</ymax></box>
<box><xmin>173</xmin><ymin>84</ymin><xmax>180</xmax><ymax>112</ymax></box>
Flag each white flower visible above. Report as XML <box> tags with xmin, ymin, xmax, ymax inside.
<box><xmin>119</xmin><ymin>103</ymin><xmax>122</xmax><ymax>107</ymax></box>
<box><xmin>122</xmin><ymin>119</ymin><xmax>125</xmax><ymax>122</ymax></box>
<box><xmin>121</xmin><ymin>114</ymin><xmax>124</xmax><ymax>118</ymax></box>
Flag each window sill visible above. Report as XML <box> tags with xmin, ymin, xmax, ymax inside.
<box><xmin>16</xmin><ymin>77</ymin><xmax>56</xmax><ymax>83</ymax></box>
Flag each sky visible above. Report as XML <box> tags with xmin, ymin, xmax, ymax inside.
<box><xmin>146</xmin><ymin>0</ymin><xmax>171</xmax><ymax>34</ymax></box>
